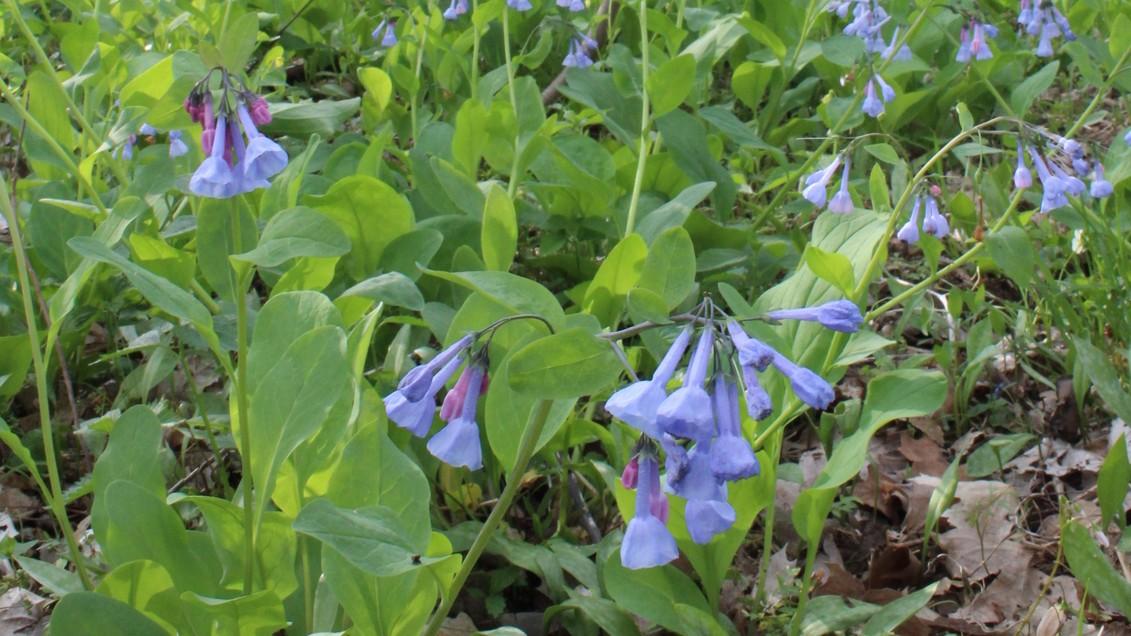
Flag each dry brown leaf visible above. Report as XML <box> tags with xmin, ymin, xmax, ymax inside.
<box><xmin>756</xmin><ymin>548</ymin><xmax>798</xmax><ymax>608</ymax></box>
<box><xmin>951</xmin><ymin>558</ymin><xmax>1043</xmax><ymax>626</ymax></box>
<box><xmin>937</xmin><ymin>480</ymin><xmax>1030</xmax><ymax>583</ymax></box>
<box><xmin>0</xmin><ymin>587</ymin><xmax>49</xmax><ymax>636</ymax></box>
<box><xmin>898</xmin><ymin>431</ymin><xmax>949</xmax><ymax>476</ymax></box>
<box><xmin>852</xmin><ymin>465</ymin><xmax>902</xmax><ymax>521</ymax></box>
<box><xmin>866</xmin><ymin>545</ymin><xmax>921</xmax><ymax>590</ymax></box>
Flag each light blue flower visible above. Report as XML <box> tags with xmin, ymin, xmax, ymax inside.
<box><xmin>621</xmin><ymin>454</ymin><xmax>678</xmax><ymax>569</ymax></box>
<box><xmin>189</xmin><ymin>115</ymin><xmax>237</xmax><ymax>198</ymax></box>
<box><xmin>656</xmin><ymin>328</ymin><xmax>715</xmax><ymax>440</ymax></box>
<box><xmin>606</xmin><ymin>328</ymin><xmax>692</xmax><ymax>438</ymax></box>
<box><xmin>426</xmin><ymin>364</ymin><xmax>486</xmax><ymax>469</ymax></box>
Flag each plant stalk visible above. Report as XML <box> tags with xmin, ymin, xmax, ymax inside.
<box><xmin>623</xmin><ymin>0</ymin><xmax>650</xmax><ymax>236</ymax></box>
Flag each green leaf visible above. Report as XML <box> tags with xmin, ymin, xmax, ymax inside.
<box><xmin>637</xmin><ymin>227</ymin><xmax>696</xmax><ymax>309</ymax></box>
<box><xmin>863</xmin><ymin>143</ymin><xmax>901</xmax><ymax>165</ymax></box>
<box><xmin>626</xmin><ymin>287</ymin><xmax>672</xmax><ymax>324</ymax></box>
<box><xmin>294</xmin><ymin>499</ymin><xmax>436</xmax><ymax>576</ymax></box>
<box><xmin>583</xmin><ymin>234</ymin><xmax>648</xmax><ymax>326</ymax></box>
<box><xmin>802</xmin><ymin>244</ymin><xmax>855</xmax><ymax>295</ymax></box>
<box><xmin>602</xmin><ymin>550</ymin><xmax>711</xmax><ymax>633</ymax></box>
<box><xmin>51</xmin><ymin>592</ymin><xmax>170</xmax><ymax>636</ymax></box>
<box><xmin>325</xmin><ymin>423</ymin><xmax>431</xmax><ymax>532</ymax></box>
<box><xmin>1074</xmin><ymin>337</ymin><xmax>1131</xmax><ymax>424</ymax></box>
<box><xmin>218</xmin><ymin>12</ymin><xmax>259</xmax><ymax>70</ymax></box>
<box><xmin>1062</xmin><ymin>520</ymin><xmax>1131</xmax><ymax>615</ymax></box>
<box><xmin>0</xmin><ymin>335</ymin><xmax>32</xmax><ymax>401</ymax></box>
<box><xmin>14</xmin><ymin>556</ymin><xmax>84</xmax><ymax>597</ymax></box>
<box><xmin>183</xmin><ymin>496</ymin><xmax>298</xmax><ymax>597</ymax></box>
<box><xmin>196</xmin><ymin>197</ymin><xmax>257</xmax><ymax>302</ymax></box>
<box><xmin>860</xmin><ymin>582</ymin><xmax>939</xmax><ymax>636</ymax></box>
<box><xmin>425</xmin><ymin>270</ymin><xmax>565</xmax><ymax>327</ymax></box>
<box><xmin>801</xmin><ymin>595</ymin><xmax>880</xmax><ymax>636</ymax></box>
<box><xmin>337</xmin><ymin>272</ymin><xmax>425</xmax><ymax>311</ymax></box>
<box><xmin>306</xmin><ymin>175</ymin><xmax>414</xmax><ymax>281</ymax></box>
<box><xmin>965</xmin><ymin>433</ymin><xmax>1035</xmax><ymax>478</ymax></box>
<box><xmin>261</xmin><ymin>99</ymin><xmax>362</xmax><ymax>137</ymax></box>
<box><xmin>358</xmin><ymin>67</ymin><xmax>393</xmax><ymax>120</ymax></box>
<box><xmin>91</xmin><ymin>406</ymin><xmax>166</xmax><ymax>547</ymax></box>
<box><xmin>655</xmin><ymin>110</ymin><xmax>736</xmax><ymax>218</ymax></box>
<box><xmin>481</xmin><ymin>184</ymin><xmax>517</xmax><ymax>272</ymax></box>
<box><xmin>1010</xmin><ymin>61</ymin><xmax>1058</xmax><ymax>116</ymax></box>
<box><xmin>546</xmin><ymin>597</ymin><xmax>642</xmax><ymax>636</ymax></box>
<box><xmin>232</xmin><ymin>207</ymin><xmax>350</xmax><ymax>268</ymax></box>
<box><xmin>648</xmin><ymin>55</ymin><xmax>696</xmax><ymax>117</ymax></box>
<box><xmin>736</xmin><ymin>16</ymin><xmax>786</xmax><ymax>59</ymax></box>
<box><xmin>985</xmin><ymin>226</ymin><xmax>1036</xmax><ymax>288</ymax></box>
<box><xmin>637</xmin><ymin>182</ymin><xmax>716</xmax><ymax>244</ymax></box>
<box><xmin>507</xmin><ymin>329</ymin><xmax>621</xmax><ymax>399</ymax></box>
<box><xmin>94</xmin><ymin>560</ymin><xmax>180</xmax><ymax>631</ymax></box>
<box><xmin>1098</xmin><ymin>434</ymin><xmax>1131</xmax><ymax>529</ymax></box>
<box><xmin>486</xmin><ymin>359</ymin><xmax>577</xmax><ymax>471</ymax></box>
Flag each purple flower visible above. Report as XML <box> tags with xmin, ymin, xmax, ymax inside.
<box><xmin>684</xmin><ymin>498</ymin><xmax>737</xmax><ymax>545</ymax></box>
<box><xmin>1124</xmin><ymin>129</ymin><xmax>1131</xmax><ymax>145</ymax></box>
<box><xmin>882</xmin><ymin>26</ymin><xmax>912</xmax><ymax>61</ymax></box>
<box><xmin>740</xmin><ymin>365</ymin><xmax>773</xmax><ymax>420</ymax></box>
<box><xmin>236</xmin><ymin>105</ymin><xmax>288</xmax><ymax>182</ymax></box>
<box><xmin>373</xmin><ymin>20</ymin><xmax>397</xmax><ymax>47</ymax></box>
<box><xmin>921</xmin><ymin>193</ymin><xmax>949</xmax><ymax>239</ymax></box>
<box><xmin>1013</xmin><ymin>143</ymin><xmax>1032</xmax><ymax>189</ymax></box>
<box><xmin>1090</xmin><ymin>162</ymin><xmax>1113</xmax><ymax>198</ymax></box>
<box><xmin>726</xmin><ymin>320</ymin><xmax>773</xmax><ymax>371</ymax></box>
<box><xmin>971</xmin><ymin>23</ymin><xmax>994</xmax><ymax>61</ymax></box>
<box><xmin>606</xmin><ymin>328</ymin><xmax>693</xmax><ymax>438</ymax></box>
<box><xmin>168</xmin><ymin>130</ymin><xmax>189</xmax><ymax>158</ymax></box>
<box><xmin>708</xmin><ymin>375</ymin><xmax>759</xmax><ymax>482</ymax></box>
<box><xmin>861</xmin><ymin>80</ymin><xmax>884</xmax><ymax>118</ymax></box>
<box><xmin>557</xmin><ymin>0</ymin><xmax>585</xmax><ymax>10</ymax></box>
<box><xmin>190</xmin><ymin>115</ymin><xmax>237</xmax><ymax>198</ymax></box>
<box><xmin>398</xmin><ymin>334</ymin><xmax>476</xmax><ymax>402</ymax></box>
<box><xmin>656</xmin><ymin>328</ymin><xmax>715</xmax><ymax>440</ymax></box>
<box><xmin>507</xmin><ymin>0</ymin><xmax>533</xmax><ymax>10</ymax></box>
<box><xmin>874</xmin><ymin>75</ymin><xmax>895</xmax><ymax>103</ymax></box>
<box><xmin>955</xmin><ymin>25</ymin><xmax>972</xmax><ymax>63</ymax></box>
<box><xmin>1028</xmin><ymin>147</ymin><xmax>1069</xmax><ymax>212</ymax></box>
<box><xmin>562</xmin><ymin>38</ymin><xmax>595</xmax><ymax>68</ymax></box>
<box><xmin>1021</xmin><ymin>2</ymin><xmax>1073</xmax><ymax>56</ymax></box>
<box><xmin>621</xmin><ymin>456</ymin><xmax>639</xmax><ymax>489</ymax></box>
<box><xmin>120</xmin><ymin>134</ymin><xmax>136</xmax><ymax>160</ymax></box>
<box><xmin>802</xmin><ymin>156</ymin><xmax>841</xmax><ymax>208</ymax></box>
<box><xmin>139</xmin><ymin>123</ymin><xmax>157</xmax><ymax>136</ymax></box>
<box><xmin>771</xmin><ymin>352</ymin><xmax>835</xmax><ymax>410</ymax></box>
<box><xmin>896</xmin><ymin>196</ymin><xmax>921</xmax><ymax>243</ymax></box>
<box><xmin>427</xmin><ymin>364</ymin><xmax>486</xmax><ymax>469</ymax></box>
<box><xmin>767</xmin><ymin>299</ymin><xmax>864</xmax><ymax>334</ymax></box>
<box><xmin>1051</xmin><ymin>163</ymin><xmax>1085</xmax><ymax>197</ymax></box>
<box><xmin>443</xmin><ymin>0</ymin><xmax>468</xmax><ymax>19</ymax></box>
<box><xmin>669</xmin><ymin>445</ymin><xmax>735</xmax><ymax>544</ymax></box>
<box><xmin>827</xmin><ymin>159</ymin><xmax>854</xmax><ymax>214</ymax></box>
<box><xmin>384</xmin><ymin>356</ymin><xmax>463</xmax><ymax>437</ymax></box>
<box><xmin>621</xmin><ymin>455</ymin><xmax>678</xmax><ymax>569</ymax></box>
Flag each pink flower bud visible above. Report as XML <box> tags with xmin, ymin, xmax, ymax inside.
<box><xmin>621</xmin><ymin>457</ymin><xmax>639</xmax><ymax>489</ymax></box>
<box><xmin>200</xmin><ymin>128</ymin><xmax>215</xmax><ymax>154</ymax></box>
<box><xmin>649</xmin><ymin>488</ymin><xmax>669</xmax><ymax>522</ymax></box>
<box><xmin>249</xmin><ymin>97</ymin><xmax>272</xmax><ymax>126</ymax></box>
<box><xmin>441</xmin><ymin>367</ymin><xmax>488</xmax><ymax>421</ymax></box>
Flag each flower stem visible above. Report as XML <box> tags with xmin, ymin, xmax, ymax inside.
<box><xmin>623</xmin><ymin>0</ymin><xmax>651</xmax><ymax>237</ymax></box>
<box><xmin>503</xmin><ymin>6</ymin><xmax>522</xmax><ymax>199</ymax></box>
<box><xmin>1065</xmin><ymin>45</ymin><xmax>1131</xmax><ymax>139</ymax></box>
<box><xmin>470</xmin><ymin>0</ymin><xmax>481</xmax><ymax>100</ymax></box>
<box><xmin>230</xmin><ymin>210</ymin><xmax>257</xmax><ymax>595</ymax></box>
<box><xmin>411</xmin><ymin>13</ymin><xmax>430</xmax><ymax>144</ymax></box>
<box><xmin>0</xmin><ymin>179</ymin><xmax>92</xmax><ymax>590</ymax></box>
<box><xmin>422</xmin><ymin>399</ymin><xmax>555</xmax><ymax>636</ymax></box>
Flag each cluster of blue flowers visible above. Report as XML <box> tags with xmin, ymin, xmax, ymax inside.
<box><xmin>956</xmin><ymin>20</ymin><xmax>997</xmax><ymax>63</ymax></box>
<box><xmin>802</xmin><ymin>155</ymin><xmax>855</xmax><ymax>214</ymax></box>
<box><xmin>1018</xmin><ymin>0</ymin><xmax>1074</xmax><ymax>57</ymax></box>
<box><xmin>184</xmin><ymin>72</ymin><xmax>288</xmax><ymax>198</ymax></box>
<box><xmin>372</xmin><ymin>20</ymin><xmax>397</xmax><ymax>47</ymax></box>
<box><xmin>384</xmin><ymin>334</ymin><xmax>492</xmax><ymax>470</ymax></box>
<box><xmin>118</xmin><ymin>123</ymin><xmax>188</xmax><ymax>160</ymax></box>
<box><xmin>896</xmin><ymin>188</ymin><xmax>949</xmax><ymax>244</ymax></box>
<box><xmin>562</xmin><ymin>35</ymin><xmax>599</xmax><ymax>69</ymax></box>
<box><xmin>1014</xmin><ymin>132</ymin><xmax>1112</xmax><ymax>210</ymax></box>
<box><xmin>443</xmin><ymin>0</ymin><xmax>469</xmax><ymax>20</ymax></box>
<box><xmin>608</xmin><ymin>300</ymin><xmax>863</xmax><ymax>568</ymax></box>
<box><xmin>826</xmin><ymin>0</ymin><xmax>910</xmax><ymax>119</ymax></box>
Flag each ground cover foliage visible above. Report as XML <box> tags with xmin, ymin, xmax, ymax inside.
<box><xmin>2</xmin><ymin>0</ymin><xmax>1131</xmax><ymax>634</ymax></box>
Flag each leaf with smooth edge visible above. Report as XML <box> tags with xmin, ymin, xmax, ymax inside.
<box><xmin>637</xmin><ymin>227</ymin><xmax>696</xmax><ymax>309</ymax></box>
<box><xmin>481</xmin><ymin>184</ymin><xmax>517</xmax><ymax>272</ymax></box>
<box><xmin>94</xmin><ymin>560</ymin><xmax>180</xmax><ymax>632</ymax></box>
<box><xmin>648</xmin><ymin>55</ymin><xmax>696</xmax><ymax>117</ymax></box>
<box><xmin>233</xmin><ymin>206</ymin><xmax>350</xmax><ymax>267</ymax></box>
<box><xmin>337</xmin><ymin>272</ymin><xmax>424</xmax><ymax>311</ymax></box>
<box><xmin>247</xmin><ymin>326</ymin><xmax>349</xmax><ymax>528</ymax></box>
<box><xmin>507</xmin><ymin>328</ymin><xmax>621</xmax><ymax>399</ymax></box>
<box><xmin>1098</xmin><ymin>433</ymin><xmax>1131</xmax><ymax>528</ymax></box>
<box><xmin>91</xmin><ymin>406</ymin><xmax>166</xmax><ymax>545</ymax></box>
<box><xmin>1062</xmin><ymin>520</ymin><xmax>1131</xmax><ymax>615</ymax></box>
<box><xmin>294</xmin><ymin>499</ymin><xmax>438</xmax><ymax>576</ymax></box>
<box><xmin>546</xmin><ymin>597</ymin><xmax>642</xmax><ymax>636</ymax></box>
<box><xmin>51</xmin><ymin>592</ymin><xmax>170</xmax><ymax>636</ymax></box>
<box><xmin>637</xmin><ymin>183</ymin><xmax>716</xmax><ymax>244</ymax></box>
<box><xmin>1010</xmin><ymin>61</ymin><xmax>1058</xmax><ymax>116</ymax></box>
<box><xmin>486</xmin><ymin>359</ymin><xmax>578</xmax><ymax>471</ymax></box>
<box><xmin>246</xmin><ymin>291</ymin><xmax>343</xmax><ymax>394</ymax></box>
<box><xmin>603</xmin><ymin>550</ymin><xmax>711</xmax><ymax>633</ymax></box>
<box><xmin>183</xmin><ymin>496</ymin><xmax>298</xmax><ymax>597</ymax></box>
<box><xmin>803</xmin><ymin>244</ymin><xmax>854</xmax><ymax>295</ymax></box>
<box><xmin>986</xmin><ymin>226</ymin><xmax>1035</xmax><ymax>288</ymax></box>
<box><xmin>306</xmin><ymin>175</ymin><xmax>414</xmax><ymax>280</ymax></box>
<box><xmin>425</xmin><ymin>269</ymin><xmax>565</xmax><ymax>327</ymax></box>
<box><xmin>262</xmin><ymin>98</ymin><xmax>361</xmax><ymax>137</ymax></box>
<box><xmin>860</xmin><ymin>582</ymin><xmax>939</xmax><ymax>636</ymax></box>
<box><xmin>583</xmin><ymin>233</ymin><xmax>648</xmax><ymax>326</ymax></box>
<box><xmin>15</xmin><ymin>556</ymin><xmax>83</xmax><ymax>597</ymax></box>
<box><xmin>1074</xmin><ymin>337</ymin><xmax>1131</xmax><ymax>424</ymax></box>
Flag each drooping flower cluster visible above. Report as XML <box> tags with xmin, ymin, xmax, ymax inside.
<box><xmin>556</xmin><ymin>0</ymin><xmax>584</xmax><ymax>11</ymax></box>
<box><xmin>506</xmin><ymin>0</ymin><xmax>533</xmax><ymax>11</ymax></box>
<box><xmin>383</xmin><ymin>334</ymin><xmax>491</xmax><ymax>470</ymax></box>
<box><xmin>562</xmin><ymin>35</ymin><xmax>599</xmax><ymax>69</ymax></box>
<box><xmin>861</xmin><ymin>73</ymin><xmax>895</xmax><ymax>118</ymax></box>
<box><xmin>896</xmin><ymin>188</ymin><xmax>949</xmax><ymax>244</ymax></box>
<box><xmin>1018</xmin><ymin>0</ymin><xmax>1074</xmax><ymax>57</ymax></box>
<box><xmin>117</xmin><ymin>123</ymin><xmax>189</xmax><ymax>160</ymax></box>
<box><xmin>830</xmin><ymin>0</ymin><xmax>890</xmax><ymax>53</ymax></box>
<box><xmin>802</xmin><ymin>155</ymin><xmax>855</xmax><ymax>213</ymax></box>
<box><xmin>956</xmin><ymin>20</ymin><xmax>998</xmax><ymax>63</ymax></box>
<box><xmin>1013</xmin><ymin>131</ymin><xmax>1111</xmax><ymax>211</ymax></box>
<box><xmin>184</xmin><ymin>71</ymin><xmax>287</xmax><ymax>198</ymax></box>
<box><xmin>443</xmin><ymin>0</ymin><xmax>469</xmax><ymax>20</ymax></box>
<box><xmin>608</xmin><ymin>300</ymin><xmax>861</xmax><ymax>567</ymax></box>
<box><xmin>372</xmin><ymin>19</ymin><xmax>397</xmax><ymax>47</ymax></box>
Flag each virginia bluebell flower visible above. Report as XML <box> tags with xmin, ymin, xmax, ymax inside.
<box><xmin>708</xmin><ymin>375</ymin><xmax>759</xmax><ymax>482</ymax></box>
<box><xmin>621</xmin><ymin>456</ymin><xmax>639</xmax><ymax>489</ymax></box>
<box><xmin>882</xmin><ymin>26</ymin><xmax>913</xmax><ymax>61</ymax></box>
<box><xmin>427</xmin><ymin>364</ymin><xmax>486</xmax><ymax>470</ymax></box>
<box><xmin>443</xmin><ymin>0</ymin><xmax>468</xmax><ymax>20</ymax></box>
<box><xmin>802</xmin><ymin>156</ymin><xmax>842</xmax><ymax>208</ymax></box>
<box><xmin>656</xmin><ymin>327</ymin><xmax>715</xmax><ymax>440</ymax></box>
<box><xmin>921</xmin><ymin>193</ymin><xmax>949</xmax><ymax>239</ymax></box>
<box><xmin>1125</xmin><ymin>129</ymin><xmax>1131</xmax><ymax>145</ymax></box>
<box><xmin>557</xmin><ymin>0</ymin><xmax>585</xmax><ymax>10</ymax></box>
<box><xmin>606</xmin><ymin>328</ymin><xmax>693</xmax><ymax>438</ymax></box>
<box><xmin>621</xmin><ymin>452</ymin><xmax>678</xmax><ymax>569</ymax></box>
<box><xmin>189</xmin><ymin>115</ymin><xmax>236</xmax><ymax>198</ymax></box>
<box><xmin>1014</xmin><ymin>143</ymin><xmax>1032</xmax><ymax>189</ymax></box>
<box><xmin>842</xmin><ymin>0</ymin><xmax>890</xmax><ymax>53</ymax></box>
<box><xmin>827</xmin><ymin>159</ymin><xmax>855</xmax><ymax>214</ymax></box>
<box><xmin>226</xmin><ymin>117</ymin><xmax>269</xmax><ymax>194</ymax></box>
<box><xmin>861</xmin><ymin>76</ymin><xmax>894</xmax><ymax>118</ymax></box>
<box><xmin>507</xmin><ymin>0</ymin><xmax>533</xmax><ymax>10</ymax></box>
<box><xmin>726</xmin><ymin>320</ymin><xmax>774</xmax><ymax>371</ymax></box>
<box><xmin>770</xmin><ymin>352</ymin><xmax>835</xmax><ymax>410</ymax></box>
<box><xmin>562</xmin><ymin>37</ymin><xmax>595</xmax><ymax>68</ymax></box>
<box><xmin>236</xmin><ymin>104</ymin><xmax>288</xmax><ymax>182</ymax></box>
<box><xmin>168</xmin><ymin>130</ymin><xmax>189</xmax><ymax>158</ymax></box>
<box><xmin>1028</xmin><ymin>146</ymin><xmax>1069</xmax><ymax>212</ymax></box>
<box><xmin>120</xmin><ymin>134</ymin><xmax>137</xmax><ymax>160</ymax></box>
<box><xmin>373</xmin><ymin>20</ymin><xmax>397</xmax><ymax>47</ymax></box>
<box><xmin>1090</xmin><ymin>162</ymin><xmax>1113</xmax><ymax>198</ymax></box>
<box><xmin>1019</xmin><ymin>0</ymin><xmax>1074</xmax><ymax>57</ymax></box>
<box><xmin>384</xmin><ymin>356</ymin><xmax>464</xmax><ymax>437</ymax></box>
<box><xmin>896</xmin><ymin>196</ymin><xmax>922</xmax><ymax>243</ymax></box>
<box><xmin>740</xmin><ymin>365</ymin><xmax>773</xmax><ymax>420</ymax></box>
<box><xmin>1051</xmin><ymin>162</ymin><xmax>1085</xmax><ymax>197</ymax></box>
<box><xmin>138</xmin><ymin>123</ymin><xmax>157</xmax><ymax>136</ymax></box>
<box><xmin>398</xmin><ymin>334</ymin><xmax>476</xmax><ymax>402</ymax></box>
<box><xmin>668</xmin><ymin>444</ymin><xmax>735</xmax><ymax>544</ymax></box>
<box><xmin>956</xmin><ymin>21</ymin><xmax>996</xmax><ymax>63</ymax></box>
<box><xmin>767</xmin><ymin>299</ymin><xmax>864</xmax><ymax>333</ymax></box>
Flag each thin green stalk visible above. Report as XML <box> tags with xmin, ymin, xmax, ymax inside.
<box><xmin>1065</xmin><ymin>45</ymin><xmax>1131</xmax><ymax>138</ymax></box>
<box><xmin>422</xmin><ymin>399</ymin><xmax>555</xmax><ymax>636</ymax></box>
<box><xmin>0</xmin><ymin>80</ymin><xmax>110</xmax><ymax>216</ymax></box>
<box><xmin>751</xmin><ymin>5</ymin><xmax>935</xmax><ymax>233</ymax></box>
<box><xmin>0</xmin><ymin>180</ymin><xmax>93</xmax><ymax>590</ymax></box>
<box><xmin>411</xmin><ymin>14</ymin><xmax>430</xmax><ymax>143</ymax></box>
<box><xmin>623</xmin><ymin>0</ymin><xmax>650</xmax><ymax>236</ymax></box>
<box><xmin>790</xmin><ymin>537</ymin><xmax>820</xmax><ymax>636</ymax></box>
<box><xmin>2</xmin><ymin>0</ymin><xmax>127</xmax><ymax>184</ymax></box>
<box><xmin>503</xmin><ymin>6</ymin><xmax>523</xmax><ymax>199</ymax></box>
<box><xmin>220</xmin><ymin>0</ymin><xmax>235</xmax><ymax>40</ymax></box>
<box><xmin>471</xmin><ymin>0</ymin><xmax>481</xmax><ymax>100</ymax></box>
<box><xmin>230</xmin><ymin>211</ymin><xmax>257</xmax><ymax>595</ymax></box>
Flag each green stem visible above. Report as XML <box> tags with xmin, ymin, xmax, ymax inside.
<box><xmin>470</xmin><ymin>0</ymin><xmax>481</xmax><ymax>100</ymax></box>
<box><xmin>230</xmin><ymin>211</ymin><xmax>257</xmax><ymax>595</ymax></box>
<box><xmin>503</xmin><ymin>7</ymin><xmax>522</xmax><ymax>199</ymax></box>
<box><xmin>623</xmin><ymin>0</ymin><xmax>650</xmax><ymax>236</ymax></box>
<box><xmin>411</xmin><ymin>14</ymin><xmax>430</xmax><ymax>143</ymax></box>
<box><xmin>422</xmin><ymin>399</ymin><xmax>555</xmax><ymax>636</ymax></box>
<box><xmin>0</xmin><ymin>179</ymin><xmax>93</xmax><ymax>590</ymax></box>
<box><xmin>1065</xmin><ymin>45</ymin><xmax>1131</xmax><ymax>139</ymax></box>
<box><xmin>790</xmin><ymin>538</ymin><xmax>820</xmax><ymax>636</ymax></box>
<box><xmin>750</xmin><ymin>4</ymin><xmax>934</xmax><ymax>233</ymax></box>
